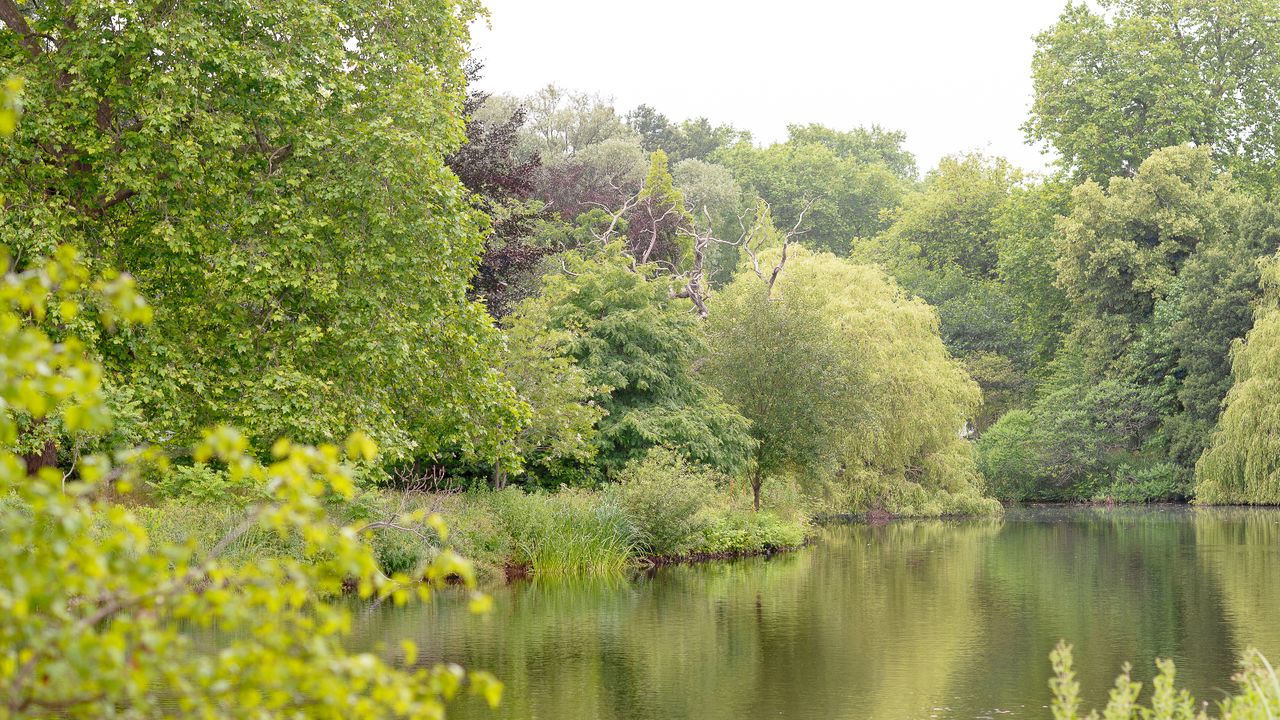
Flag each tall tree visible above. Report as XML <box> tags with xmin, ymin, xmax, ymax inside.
<box><xmin>1027</xmin><ymin>0</ymin><xmax>1280</xmax><ymax>186</ymax></box>
<box><xmin>1196</xmin><ymin>251</ymin><xmax>1280</xmax><ymax>504</ymax></box>
<box><xmin>705</xmin><ymin>246</ymin><xmax>993</xmax><ymax>515</ymax></box>
<box><xmin>716</xmin><ymin>139</ymin><xmax>907</xmax><ymax>254</ymax></box>
<box><xmin>520</xmin><ymin>245</ymin><xmax>753</xmax><ymax>475</ymax></box>
<box><xmin>0</xmin><ymin>0</ymin><xmax>523</xmax><ymax>462</ymax></box>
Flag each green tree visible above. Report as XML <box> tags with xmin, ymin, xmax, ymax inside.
<box><xmin>1196</xmin><ymin>252</ymin><xmax>1280</xmax><ymax>504</ymax></box>
<box><xmin>1027</xmin><ymin>0</ymin><xmax>1280</xmax><ymax>186</ymax></box>
<box><xmin>0</xmin><ymin>0</ymin><xmax>523</xmax><ymax>464</ymax></box>
<box><xmin>494</xmin><ymin>301</ymin><xmax>607</xmax><ymax>488</ymax></box>
<box><xmin>855</xmin><ymin>154</ymin><xmax>1042</xmax><ymax>428</ymax></box>
<box><xmin>705</xmin><ymin>247</ymin><xmax>995</xmax><ymax>516</ymax></box>
<box><xmin>521</xmin><ymin>245</ymin><xmax>753</xmax><ymax>475</ymax></box>
<box><xmin>1055</xmin><ymin>146</ymin><xmax>1247</xmax><ymax>374</ymax></box>
<box><xmin>0</xmin><ymin>246</ymin><xmax>502</xmax><ymax>718</ymax></box>
<box><xmin>785</xmin><ymin>123</ymin><xmax>918</xmax><ymax>181</ymax></box>
<box><xmin>716</xmin><ymin>138</ymin><xmax>907</xmax><ymax>254</ymax></box>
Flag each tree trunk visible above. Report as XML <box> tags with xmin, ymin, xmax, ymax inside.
<box><xmin>492</xmin><ymin>460</ymin><xmax>507</xmax><ymax>490</ymax></box>
<box><xmin>752</xmin><ymin>469</ymin><xmax>762</xmax><ymax>512</ymax></box>
<box><xmin>23</xmin><ymin>438</ymin><xmax>57</xmax><ymax>476</ymax></box>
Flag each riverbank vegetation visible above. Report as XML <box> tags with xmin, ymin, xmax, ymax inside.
<box><xmin>7</xmin><ymin>0</ymin><xmax>1280</xmax><ymax>712</ymax></box>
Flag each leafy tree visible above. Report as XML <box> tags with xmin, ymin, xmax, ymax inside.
<box><xmin>1055</xmin><ymin>146</ymin><xmax>1249</xmax><ymax>374</ymax></box>
<box><xmin>0</xmin><ymin>245</ymin><xmax>502</xmax><ymax>717</ymax></box>
<box><xmin>494</xmin><ymin>301</ymin><xmax>607</xmax><ymax>487</ymax></box>
<box><xmin>0</xmin><ymin>0</ymin><xmax>523</xmax><ymax>463</ymax></box>
<box><xmin>518</xmin><ymin>85</ymin><xmax>635</xmax><ymax>164</ymax></box>
<box><xmin>867</xmin><ymin>154</ymin><xmax>1017</xmax><ymax>278</ymax></box>
<box><xmin>626</xmin><ymin>150</ymin><xmax>695</xmax><ymax>268</ymax></box>
<box><xmin>705</xmin><ymin>247</ymin><xmax>994</xmax><ymax>515</ymax></box>
<box><xmin>856</xmin><ymin>154</ymin><xmax>1040</xmax><ymax>428</ymax></box>
<box><xmin>1196</xmin><ymin>252</ymin><xmax>1280</xmax><ymax>504</ymax></box>
<box><xmin>716</xmin><ymin>138</ymin><xmax>907</xmax><ymax>254</ymax></box>
<box><xmin>626</xmin><ymin>104</ymin><xmax>747</xmax><ymax>163</ymax></box>
<box><xmin>785</xmin><ymin>123</ymin><xmax>918</xmax><ymax>181</ymax></box>
<box><xmin>520</xmin><ymin>245</ymin><xmax>753</xmax><ymax>475</ymax></box>
<box><xmin>1027</xmin><ymin>0</ymin><xmax>1280</xmax><ymax>186</ymax></box>
<box><xmin>992</xmin><ymin>180</ymin><xmax>1072</xmax><ymax>365</ymax></box>
<box><xmin>448</xmin><ymin>65</ymin><xmax>551</xmax><ymax>317</ymax></box>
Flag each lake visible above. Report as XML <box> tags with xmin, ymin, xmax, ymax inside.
<box><xmin>351</xmin><ymin>505</ymin><xmax>1280</xmax><ymax>719</ymax></box>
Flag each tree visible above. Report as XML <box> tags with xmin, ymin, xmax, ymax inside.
<box><xmin>448</xmin><ymin>65</ymin><xmax>550</xmax><ymax>318</ymax></box>
<box><xmin>1196</xmin><ymin>252</ymin><xmax>1280</xmax><ymax>504</ymax></box>
<box><xmin>494</xmin><ymin>302</ymin><xmax>607</xmax><ymax>488</ymax></box>
<box><xmin>520</xmin><ymin>245</ymin><xmax>753</xmax><ymax>475</ymax></box>
<box><xmin>0</xmin><ymin>0</ymin><xmax>523</xmax><ymax>464</ymax></box>
<box><xmin>0</xmin><ymin>245</ymin><xmax>502</xmax><ymax>718</ymax></box>
<box><xmin>716</xmin><ymin>138</ymin><xmax>908</xmax><ymax>254</ymax></box>
<box><xmin>1027</xmin><ymin>0</ymin><xmax>1280</xmax><ymax>187</ymax></box>
<box><xmin>855</xmin><ymin>154</ymin><xmax>1040</xmax><ymax>428</ymax></box>
<box><xmin>705</xmin><ymin>246</ymin><xmax>995</xmax><ymax>516</ymax></box>
<box><xmin>785</xmin><ymin>123</ymin><xmax>918</xmax><ymax>181</ymax></box>
<box><xmin>1055</xmin><ymin>146</ymin><xmax>1244</xmax><ymax>374</ymax></box>
<box><xmin>626</xmin><ymin>104</ymin><xmax>747</xmax><ymax>163</ymax></box>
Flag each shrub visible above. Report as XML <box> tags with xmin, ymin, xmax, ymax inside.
<box><xmin>976</xmin><ymin>409</ymin><xmax>1042</xmax><ymax>500</ymax></box>
<box><xmin>146</xmin><ymin>463</ymin><xmax>267</xmax><ymax>505</ymax></box>
<box><xmin>1093</xmin><ymin>462</ymin><xmax>1189</xmax><ymax>503</ymax></box>
<box><xmin>699</xmin><ymin>510</ymin><xmax>807</xmax><ymax>555</ymax></box>
<box><xmin>607</xmin><ymin>449</ymin><xmax>716</xmax><ymax>557</ymax></box>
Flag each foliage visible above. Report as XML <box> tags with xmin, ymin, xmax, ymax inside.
<box><xmin>522</xmin><ymin>246</ymin><xmax>753</xmax><ymax>475</ymax></box>
<box><xmin>716</xmin><ymin>136</ymin><xmax>908</xmax><ymax>253</ymax></box>
<box><xmin>494</xmin><ymin>304</ymin><xmax>606</xmax><ymax>486</ymax></box>
<box><xmin>625</xmin><ymin>104</ymin><xmax>748</xmax><ymax>163</ymax></box>
<box><xmin>975</xmin><ymin>409</ymin><xmax>1041</xmax><ymax>501</ymax></box>
<box><xmin>1048</xmin><ymin>642</ymin><xmax>1280</xmax><ymax>719</ymax></box>
<box><xmin>0</xmin><ymin>248</ymin><xmax>501</xmax><ymax>717</ymax></box>
<box><xmin>856</xmin><ymin>154</ymin><xmax>1050</xmax><ymax>428</ymax></box>
<box><xmin>1197</xmin><ymin>253</ymin><xmax>1280</xmax><ymax>504</ymax></box>
<box><xmin>488</xmin><ymin>488</ymin><xmax>635</xmax><ymax>576</ymax></box>
<box><xmin>448</xmin><ymin>66</ymin><xmax>552</xmax><ymax>318</ymax></box>
<box><xmin>0</xmin><ymin>0</ymin><xmax>524</xmax><ymax>464</ymax></box>
<box><xmin>699</xmin><ymin>511</ymin><xmax>807</xmax><ymax>555</ymax></box>
<box><xmin>1027</xmin><ymin>0</ymin><xmax>1280</xmax><ymax>187</ymax></box>
<box><xmin>1093</xmin><ymin>462</ymin><xmax>1188</xmax><ymax>504</ymax></box>
<box><xmin>706</xmin><ymin>248</ymin><xmax>996</xmax><ymax>516</ymax></box>
<box><xmin>785</xmin><ymin>123</ymin><xmax>918</xmax><ymax>181</ymax></box>
<box><xmin>607</xmin><ymin>448</ymin><xmax>717</xmax><ymax>557</ymax></box>
<box><xmin>145</xmin><ymin>462</ymin><xmax>265</xmax><ymax>505</ymax></box>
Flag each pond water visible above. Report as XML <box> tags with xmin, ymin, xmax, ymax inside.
<box><xmin>351</xmin><ymin>505</ymin><xmax>1280</xmax><ymax>719</ymax></box>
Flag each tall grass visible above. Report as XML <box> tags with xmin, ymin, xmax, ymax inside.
<box><xmin>488</xmin><ymin>488</ymin><xmax>635</xmax><ymax>577</ymax></box>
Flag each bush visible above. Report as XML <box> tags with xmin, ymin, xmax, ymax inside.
<box><xmin>146</xmin><ymin>463</ymin><xmax>266</xmax><ymax>505</ymax></box>
<box><xmin>976</xmin><ymin>409</ymin><xmax>1042</xmax><ymax>500</ymax></box>
<box><xmin>607</xmin><ymin>449</ymin><xmax>716</xmax><ymax>557</ymax></box>
<box><xmin>699</xmin><ymin>510</ymin><xmax>807</xmax><ymax>555</ymax></box>
<box><xmin>1093</xmin><ymin>462</ymin><xmax>1189</xmax><ymax>503</ymax></box>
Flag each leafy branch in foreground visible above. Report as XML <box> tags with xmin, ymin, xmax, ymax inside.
<box><xmin>0</xmin><ymin>247</ymin><xmax>500</xmax><ymax>718</ymax></box>
<box><xmin>1049</xmin><ymin>642</ymin><xmax>1279</xmax><ymax>720</ymax></box>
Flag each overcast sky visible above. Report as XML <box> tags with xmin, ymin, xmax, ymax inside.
<box><xmin>469</xmin><ymin>0</ymin><xmax>1073</xmax><ymax>177</ymax></box>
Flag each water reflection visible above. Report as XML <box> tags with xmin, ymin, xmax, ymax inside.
<box><xmin>350</xmin><ymin>506</ymin><xmax>1280</xmax><ymax>720</ymax></box>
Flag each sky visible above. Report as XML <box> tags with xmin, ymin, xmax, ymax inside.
<box><xmin>469</xmin><ymin>0</ymin><xmax>1072</xmax><ymax>177</ymax></box>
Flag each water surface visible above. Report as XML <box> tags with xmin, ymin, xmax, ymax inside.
<box><xmin>353</xmin><ymin>505</ymin><xmax>1280</xmax><ymax>719</ymax></box>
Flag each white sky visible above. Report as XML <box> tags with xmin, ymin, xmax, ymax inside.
<box><xmin>469</xmin><ymin>0</ymin><xmax>1071</xmax><ymax>177</ymax></box>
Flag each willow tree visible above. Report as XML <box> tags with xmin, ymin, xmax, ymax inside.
<box><xmin>704</xmin><ymin>246</ymin><xmax>997</xmax><ymax>516</ymax></box>
<box><xmin>0</xmin><ymin>0</ymin><xmax>521</xmax><ymax>463</ymax></box>
<box><xmin>1196</xmin><ymin>253</ymin><xmax>1280</xmax><ymax>504</ymax></box>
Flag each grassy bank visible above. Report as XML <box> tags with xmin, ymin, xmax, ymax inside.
<box><xmin>127</xmin><ymin>484</ymin><xmax>809</xmax><ymax>583</ymax></box>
